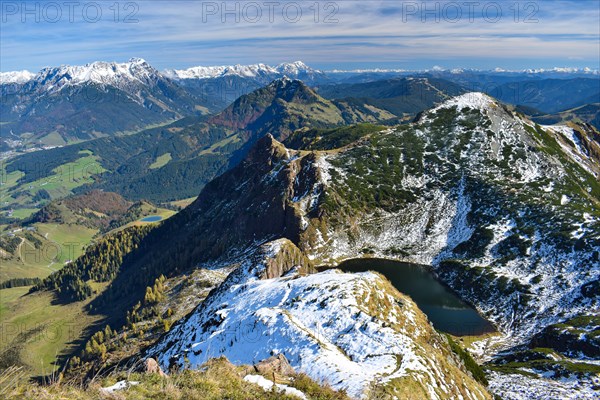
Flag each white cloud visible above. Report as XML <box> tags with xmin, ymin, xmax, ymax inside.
<box><xmin>1</xmin><ymin>0</ymin><xmax>598</xmax><ymax>71</ymax></box>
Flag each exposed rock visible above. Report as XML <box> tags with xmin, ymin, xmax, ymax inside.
<box><xmin>143</xmin><ymin>358</ymin><xmax>166</xmax><ymax>377</ymax></box>
<box><xmin>254</xmin><ymin>354</ymin><xmax>296</xmax><ymax>376</ymax></box>
<box><xmin>260</xmin><ymin>238</ymin><xmax>313</xmax><ymax>280</ymax></box>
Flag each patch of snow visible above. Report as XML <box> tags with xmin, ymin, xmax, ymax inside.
<box><xmin>100</xmin><ymin>380</ymin><xmax>139</xmax><ymax>393</ymax></box>
<box><xmin>542</xmin><ymin>182</ymin><xmax>555</xmax><ymax>192</ymax></box>
<box><xmin>488</xmin><ymin>371</ymin><xmax>600</xmax><ymax>400</ymax></box>
<box><xmin>243</xmin><ymin>375</ymin><xmax>307</xmax><ymax>399</ymax></box>
<box><xmin>315</xmin><ymin>155</ymin><xmax>332</xmax><ymax>185</ymax></box>
<box><xmin>433</xmin><ymin>92</ymin><xmax>496</xmax><ymax>113</ymax></box>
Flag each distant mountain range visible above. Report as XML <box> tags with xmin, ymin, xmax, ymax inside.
<box><xmin>2</xmin><ymin>78</ymin><xmax>394</xmax><ymax>209</ymax></box>
<box><xmin>164</xmin><ymin>60</ymin><xmax>326</xmax><ymax>82</ymax></box>
<box><xmin>0</xmin><ymin>58</ymin><xmax>199</xmax><ymax>145</ymax></box>
<box><xmin>4</xmin><ymin>63</ymin><xmax>596</xmax><ymax>86</ymax></box>
<box><xmin>2</xmin><ymin>59</ymin><xmax>599</xmax><ymax>150</ymax></box>
<box><xmin>316</xmin><ymin>76</ymin><xmax>466</xmax><ymax>117</ymax></box>
<box><xmin>3</xmin><ymin>65</ymin><xmax>599</xmax><ymax>215</ymax></box>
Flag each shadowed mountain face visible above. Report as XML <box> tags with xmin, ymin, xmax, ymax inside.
<box><xmin>83</xmin><ymin>133</ymin><xmax>318</xmax><ymax>319</ymax></box>
<box><xmin>526</xmin><ymin>103</ymin><xmax>600</xmax><ymax>131</ymax></box>
<box><xmin>316</xmin><ymin>76</ymin><xmax>466</xmax><ymax>118</ymax></box>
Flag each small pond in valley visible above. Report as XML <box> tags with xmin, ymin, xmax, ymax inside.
<box><xmin>140</xmin><ymin>215</ymin><xmax>163</xmax><ymax>222</ymax></box>
<box><xmin>331</xmin><ymin>258</ymin><xmax>495</xmax><ymax>336</ymax></box>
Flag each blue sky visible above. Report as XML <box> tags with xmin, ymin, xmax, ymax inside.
<box><xmin>1</xmin><ymin>0</ymin><xmax>599</xmax><ymax>72</ymax></box>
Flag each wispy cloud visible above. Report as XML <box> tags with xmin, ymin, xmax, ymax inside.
<box><xmin>1</xmin><ymin>0</ymin><xmax>598</xmax><ymax>71</ymax></box>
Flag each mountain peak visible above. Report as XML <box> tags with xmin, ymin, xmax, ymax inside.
<box><xmin>128</xmin><ymin>57</ymin><xmax>148</xmax><ymax>64</ymax></box>
<box><xmin>435</xmin><ymin>92</ymin><xmax>497</xmax><ymax>111</ymax></box>
<box><xmin>276</xmin><ymin>61</ymin><xmax>317</xmax><ymax>74</ymax></box>
<box><xmin>25</xmin><ymin>58</ymin><xmax>163</xmax><ymax>94</ymax></box>
<box><xmin>269</xmin><ymin>75</ymin><xmax>305</xmax><ymax>89</ymax></box>
<box><xmin>271</xmin><ymin>75</ymin><xmax>293</xmax><ymax>85</ymax></box>
<box><xmin>208</xmin><ymin>77</ymin><xmax>321</xmax><ymax>130</ymax></box>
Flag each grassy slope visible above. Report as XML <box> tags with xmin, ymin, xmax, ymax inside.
<box><xmin>1</xmin><ymin>357</ymin><xmax>349</xmax><ymax>400</ymax></box>
<box><xmin>1</xmin><ymin>151</ymin><xmax>106</xmax><ymax>211</ymax></box>
<box><xmin>168</xmin><ymin>196</ymin><xmax>197</xmax><ymax>209</ymax></box>
<box><xmin>0</xmin><ymin>223</ymin><xmax>97</xmax><ymax>281</ymax></box>
<box><xmin>9</xmin><ymin>208</ymin><xmax>38</xmax><ymax>219</ymax></box>
<box><xmin>0</xmin><ymin>285</ymin><xmax>106</xmax><ymax>375</ymax></box>
<box><xmin>35</xmin><ymin>223</ymin><xmax>97</xmax><ymax>264</ymax></box>
<box><xmin>148</xmin><ymin>153</ymin><xmax>172</xmax><ymax>170</ymax></box>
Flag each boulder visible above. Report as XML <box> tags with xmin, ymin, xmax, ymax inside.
<box><xmin>254</xmin><ymin>354</ymin><xmax>295</xmax><ymax>376</ymax></box>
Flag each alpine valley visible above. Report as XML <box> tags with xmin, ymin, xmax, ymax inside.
<box><xmin>1</xmin><ymin>59</ymin><xmax>599</xmax><ymax>400</ymax></box>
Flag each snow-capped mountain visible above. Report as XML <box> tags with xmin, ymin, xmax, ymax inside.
<box><xmin>163</xmin><ymin>63</ymin><xmax>279</xmax><ymax>80</ymax></box>
<box><xmin>521</xmin><ymin>67</ymin><xmax>599</xmax><ymax>75</ymax></box>
<box><xmin>1</xmin><ymin>58</ymin><xmax>199</xmax><ymax>143</ymax></box>
<box><xmin>21</xmin><ymin>58</ymin><xmax>165</xmax><ymax>95</ymax></box>
<box><xmin>327</xmin><ymin>66</ymin><xmax>599</xmax><ymax>76</ymax></box>
<box><xmin>0</xmin><ymin>70</ymin><xmax>35</xmax><ymax>84</ymax></box>
<box><xmin>163</xmin><ymin>61</ymin><xmax>326</xmax><ymax>83</ymax></box>
<box><xmin>274</xmin><ymin>61</ymin><xmax>324</xmax><ymax>79</ymax></box>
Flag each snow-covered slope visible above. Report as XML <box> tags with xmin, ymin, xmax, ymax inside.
<box><xmin>541</xmin><ymin>124</ymin><xmax>600</xmax><ymax>177</ymax></box>
<box><xmin>152</xmin><ymin>239</ymin><xmax>491</xmax><ymax>400</ymax></box>
<box><xmin>298</xmin><ymin>93</ymin><xmax>599</xmax><ymax>339</ymax></box>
